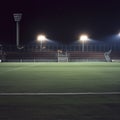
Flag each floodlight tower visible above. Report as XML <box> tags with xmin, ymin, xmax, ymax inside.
<box><xmin>13</xmin><ymin>13</ymin><xmax>22</xmax><ymax>49</ymax></box>
<box><xmin>80</xmin><ymin>34</ymin><xmax>88</xmax><ymax>52</ymax></box>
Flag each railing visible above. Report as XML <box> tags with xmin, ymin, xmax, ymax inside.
<box><xmin>3</xmin><ymin>43</ymin><xmax>120</xmax><ymax>52</ymax></box>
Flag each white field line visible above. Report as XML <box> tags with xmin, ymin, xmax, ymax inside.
<box><xmin>0</xmin><ymin>92</ymin><xmax>120</xmax><ymax>96</ymax></box>
<box><xmin>0</xmin><ymin>64</ymin><xmax>40</xmax><ymax>75</ymax></box>
<box><xmin>0</xmin><ymin>67</ymin><xmax>25</xmax><ymax>75</ymax></box>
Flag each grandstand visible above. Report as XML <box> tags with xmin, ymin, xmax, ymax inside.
<box><xmin>68</xmin><ymin>51</ymin><xmax>105</xmax><ymax>62</ymax></box>
<box><xmin>5</xmin><ymin>51</ymin><xmax>57</xmax><ymax>62</ymax></box>
<box><xmin>1</xmin><ymin>40</ymin><xmax>120</xmax><ymax>62</ymax></box>
<box><xmin>3</xmin><ymin>50</ymin><xmax>106</xmax><ymax>62</ymax></box>
<box><xmin>110</xmin><ymin>52</ymin><xmax>120</xmax><ymax>62</ymax></box>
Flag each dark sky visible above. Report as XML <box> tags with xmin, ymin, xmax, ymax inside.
<box><xmin>0</xmin><ymin>0</ymin><xmax>120</xmax><ymax>44</ymax></box>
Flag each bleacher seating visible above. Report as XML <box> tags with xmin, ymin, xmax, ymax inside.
<box><xmin>6</xmin><ymin>51</ymin><xmax>57</xmax><ymax>62</ymax></box>
<box><xmin>110</xmin><ymin>52</ymin><xmax>120</xmax><ymax>62</ymax></box>
<box><xmin>68</xmin><ymin>51</ymin><xmax>105</xmax><ymax>62</ymax></box>
<box><xmin>5</xmin><ymin>50</ymin><xmax>106</xmax><ymax>62</ymax></box>
<box><xmin>110</xmin><ymin>52</ymin><xmax>120</xmax><ymax>59</ymax></box>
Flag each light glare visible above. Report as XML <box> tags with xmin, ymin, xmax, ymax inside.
<box><xmin>37</xmin><ymin>35</ymin><xmax>46</xmax><ymax>41</ymax></box>
<box><xmin>118</xmin><ymin>32</ymin><xmax>120</xmax><ymax>36</ymax></box>
<box><xmin>80</xmin><ymin>35</ymin><xmax>88</xmax><ymax>41</ymax></box>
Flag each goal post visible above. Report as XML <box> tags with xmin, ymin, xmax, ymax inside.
<box><xmin>57</xmin><ymin>50</ymin><xmax>69</xmax><ymax>62</ymax></box>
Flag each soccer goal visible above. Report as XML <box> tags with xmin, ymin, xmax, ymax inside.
<box><xmin>57</xmin><ymin>50</ymin><xmax>68</xmax><ymax>62</ymax></box>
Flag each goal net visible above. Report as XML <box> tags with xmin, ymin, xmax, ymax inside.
<box><xmin>57</xmin><ymin>50</ymin><xmax>68</xmax><ymax>62</ymax></box>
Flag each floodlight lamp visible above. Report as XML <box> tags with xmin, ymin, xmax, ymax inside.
<box><xmin>80</xmin><ymin>35</ymin><xmax>88</xmax><ymax>41</ymax></box>
<box><xmin>37</xmin><ymin>35</ymin><xmax>46</xmax><ymax>41</ymax></box>
<box><xmin>13</xmin><ymin>13</ymin><xmax>22</xmax><ymax>22</ymax></box>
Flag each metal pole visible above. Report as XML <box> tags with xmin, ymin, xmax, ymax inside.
<box><xmin>13</xmin><ymin>13</ymin><xmax>22</xmax><ymax>49</ymax></box>
<box><xmin>82</xmin><ymin>40</ymin><xmax>84</xmax><ymax>52</ymax></box>
<box><xmin>41</xmin><ymin>40</ymin><xmax>42</xmax><ymax>51</ymax></box>
<box><xmin>16</xmin><ymin>22</ymin><xmax>19</xmax><ymax>47</ymax></box>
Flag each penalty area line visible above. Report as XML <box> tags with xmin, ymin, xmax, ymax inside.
<box><xmin>0</xmin><ymin>92</ymin><xmax>120</xmax><ymax>96</ymax></box>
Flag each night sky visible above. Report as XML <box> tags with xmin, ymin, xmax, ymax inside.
<box><xmin>0</xmin><ymin>0</ymin><xmax>120</xmax><ymax>45</ymax></box>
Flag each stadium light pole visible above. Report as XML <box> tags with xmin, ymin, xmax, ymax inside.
<box><xmin>37</xmin><ymin>35</ymin><xmax>46</xmax><ymax>51</ymax></box>
<box><xmin>80</xmin><ymin>34</ymin><xmax>88</xmax><ymax>52</ymax></box>
<box><xmin>13</xmin><ymin>13</ymin><xmax>22</xmax><ymax>49</ymax></box>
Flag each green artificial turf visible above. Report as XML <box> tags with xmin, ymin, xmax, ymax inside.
<box><xmin>0</xmin><ymin>62</ymin><xmax>120</xmax><ymax>93</ymax></box>
<box><xmin>0</xmin><ymin>95</ymin><xmax>120</xmax><ymax>120</ymax></box>
<box><xmin>0</xmin><ymin>62</ymin><xmax>120</xmax><ymax>120</ymax></box>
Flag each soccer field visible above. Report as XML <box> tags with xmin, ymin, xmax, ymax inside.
<box><xmin>0</xmin><ymin>62</ymin><xmax>120</xmax><ymax>93</ymax></box>
<box><xmin>0</xmin><ymin>62</ymin><xmax>120</xmax><ymax>120</ymax></box>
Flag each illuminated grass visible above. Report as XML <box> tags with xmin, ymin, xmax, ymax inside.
<box><xmin>0</xmin><ymin>62</ymin><xmax>120</xmax><ymax>93</ymax></box>
<box><xmin>0</xmin><ymin>62</ymin><xmax>120</xmax><ymax>120</ymax></box>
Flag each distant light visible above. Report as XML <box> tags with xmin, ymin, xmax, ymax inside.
<box><xmin>80</xmin><ymin>34</ymin><xmax>88</xmax><ymax>41</ymax></box>
<box><xmin>118</xmin><ymin>32</ymin><xmax>120</xmax><ymax>36</ymax></box>
<box><xmin>37</xmin><ymin>35</ymin><xmax>46</xmax><ymax>41</ymax></box>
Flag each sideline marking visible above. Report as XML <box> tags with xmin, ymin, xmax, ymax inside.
<box><xmin>0</xmin><ymin>67</ymin><xmax>24</xmax><ymax>75</ymax></box>
<box><xmin>0</xmin><ymin>92</ymin><xmax>120</xmax><ymax>96</ymax></box>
